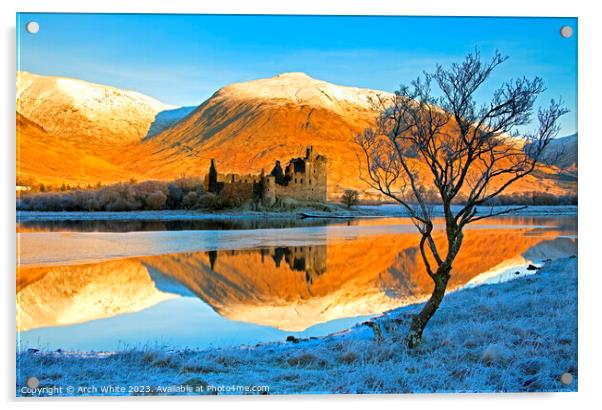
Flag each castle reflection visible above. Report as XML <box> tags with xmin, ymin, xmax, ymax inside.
<box><xmin>208</xmin><ymin>245</ymin><xmax>327</xmax><ymax>286</ymax></box>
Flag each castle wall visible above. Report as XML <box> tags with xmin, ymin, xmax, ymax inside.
<box><xmin>204</xmin><ymin>172</ymin><xmax>262</xmax><ymax>202</ymax></box>
<box><xmin>263</xmin><ymin>176</ymin><xmax>276</xmax><ymax>206</ymax></box>
<box><xmin>275</xmin><ymin>156</ymin><xmax>327</xmax><ymax>202</ymax></box>
<box><xmin>219</xmin><ymin>181</ymin><xmax>255</xmax><ymax>202</ymax></box>
<box><xmin>274</xmin><ymin>176</ymin><xmax>326</xmax><ymax>202</ymax></box>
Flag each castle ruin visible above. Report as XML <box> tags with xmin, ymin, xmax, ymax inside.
<box><xmin>204</xmin><ymin>146</ymin><xmax>327</xmax><ymax>206</ymax></box>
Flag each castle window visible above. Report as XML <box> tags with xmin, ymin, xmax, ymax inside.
<box><xmin>300</xmin><ymin>178</ymin><xmax>303</xmax><ymax>184</ymax></box>
<box><xmin>294</xmin><ymin>178</ymin><xmax>297</xmax><ymax>183</ymax></box>
<box><xmin>309</xmin><ymin>179</ymin><xmax>312</xmax><ymax>185</ymax></box>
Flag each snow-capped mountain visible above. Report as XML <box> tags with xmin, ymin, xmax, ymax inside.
<box><xmin>17</xmin><ymin>71</ymin><xmax>176</xmax><ymax>145</ymax></box>
<box><xmin>120</xmin><ymin>72</ymin><xmax>393</xmax><ymax>195</ymax></box>
<box><xmin>129</xmin><ymin>72</ymin><xmax>568</xmax><ymax>197</ymax></box>
<box><xmin>16</xmin><ymin>71</ymin><xmax>575</xmax><ymax>198</ymax></box>
<box><xmin>217</xmin><ymin>72</ymin><xmax>392</xmax><ymax>113</ymax></box>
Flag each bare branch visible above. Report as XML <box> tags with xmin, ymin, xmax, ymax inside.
<box><xmin>354</xmin><ymin>50</ymin><xmax>567</xmax><ymax>274</ymax></box>
<box><xmin>354</xmin><ymin>50</ymin><xmax>568</xmax><ymax>348</ymax></box>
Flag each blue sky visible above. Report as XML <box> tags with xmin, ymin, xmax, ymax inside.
<box><xmin>17</xmin><ymin>14</ymin><xmax>577</xmax><ymax>135</ymax></box>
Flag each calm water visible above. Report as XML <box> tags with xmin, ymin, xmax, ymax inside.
<box><xmin>16</xmin><ymin>214</ymin><xmax>577</xmax><ymax>352</ymax></box>
<box><xmin>17</xmin><ymin>216</ymin><xmax>343</xmax><ymax>233</ymax></box>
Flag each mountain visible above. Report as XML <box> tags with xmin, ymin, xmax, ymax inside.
<box><xmin>545</xmin><ymin>133</ymin><xmax>578</xmax><ymax>172</ymax></box>
<box><xmin>17</xmin><ymin>258</ymin><xmax>176</xmax><ymax>331</ymax></box>
<box><xmin>16</xmin><ymin>71</ymin><xmax>191</xmax><ymax>186</ymax></box>
<box><xmin>116</xmin><ymin>73</ymin><xmax>391</xmax><ymax>196</ymax></box>
<box><xmin>212</xmin><ymin>72</ymin><xmax>389</xmax><ymax>113</ymax></box>
<box><xmin>17</xmin><ymin>71</ymin><xmax>179</xmax><ymax>146</ymax></box>
<box><xmin>17</xmin><ymin>71</ymin><xmax>576</xmax><ymax>197</ymax></box>
<box><xmin>125</xmin><ymin>72</ymin><xmax>571</xmax><ymax>197</ymax></box>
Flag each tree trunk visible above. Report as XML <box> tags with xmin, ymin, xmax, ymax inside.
<box><xmin>406</xmin><ymin>268</ymin><xmax>450</xmax><ymax>348</ymax></box>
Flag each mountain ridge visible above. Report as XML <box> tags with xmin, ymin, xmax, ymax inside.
<box><xmin>16</xmin><ymin>71</ymin><xmax>576</xmax><ymax>198</ymax></box>
<box><xmin>215</xmin><ymin>72</ymin><xmax>393</xmax><ymax>112</ymax></box>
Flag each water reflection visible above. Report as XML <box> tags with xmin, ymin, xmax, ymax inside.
<box><xmin>17</xmin><ymin>217</ymin><xmax>577</xmax><ymax>351</ymax></box>
<box><xmin>16</xmin><ymin>214</ymin><xmax>575</xmax><ymax>234</ymax></box>
<box><xmin>206</xmin><ymin>245</ymin><xmax>327</xmax><ymax>286</ymax></box>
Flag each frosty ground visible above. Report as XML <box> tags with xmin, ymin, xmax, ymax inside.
<box><xmin>17</xmin><ymin>205</ymin><xmax>577</xmax><ymax>222</ymax></box>
<box><xmin>17</xmin><ymin>257</ymin><xmax>578</xmax><ymax>396</ymax></box>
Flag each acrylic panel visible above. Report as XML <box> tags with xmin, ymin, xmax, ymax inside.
<box><xmin>16</xmin><ymin>13</ymin><xmax>578</xmax><ymax>396</ymax></box>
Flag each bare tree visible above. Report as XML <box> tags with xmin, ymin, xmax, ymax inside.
<box><xmin>355</xmin><ymin>51</ymin><xmax>567</xmax><ymax>348</ymax></box>
<box><xmin>341</xmin><ymin>189</ymin><xmax>360</xmax><ymax>209</ymax></box>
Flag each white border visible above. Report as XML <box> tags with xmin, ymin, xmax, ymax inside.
<box><xmin>2</xmin><ymin>1</ymin><xmax>600</xmax><ymax>409</ymax></box>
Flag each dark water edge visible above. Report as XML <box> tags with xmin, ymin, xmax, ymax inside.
<box><xmin>17</xmin><ymin>217</ymin><xmax>343</xmax><ymax>232</ymax></box>
<box><xmin>16</xmin><ymin>205</ymin><xmax>577</xmax><ymax>232</ymax></box>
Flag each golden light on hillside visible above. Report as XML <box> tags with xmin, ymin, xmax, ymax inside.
<box><xmin>16</xmin><ymin>72</ymin><xmax>575</xmax><ymax>199</ymax></box>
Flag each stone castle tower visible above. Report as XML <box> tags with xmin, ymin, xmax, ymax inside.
<box><xmin>267</xmin><ymin>146</ymin><xmax>327</xmax><ymax>205</ymax></box>
<box><xmin>204</xmin><ymin>146</ymin><xmax>327</xmax><ymax>206</ymax></box>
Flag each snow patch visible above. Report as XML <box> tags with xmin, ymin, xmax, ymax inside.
<box><xmin>218</xmin><ymin>72</ymin><xmax>393</xmax><ymax>113</ymax></box>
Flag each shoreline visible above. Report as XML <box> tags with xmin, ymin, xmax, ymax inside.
<box><xmin>17</xmin><ymin>256</ymin><xmax>578</xmax><ymax>395</ymax></box>
<box><xmin>17</xmin><ymin>205</ymin><xmax>577</xmax><ymax>223</ymax></box>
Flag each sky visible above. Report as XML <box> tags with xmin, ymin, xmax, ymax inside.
<box><xmin>17</xmin><ymin>14</ymin><xmax>577</xmax><ymax>135</ymax></box>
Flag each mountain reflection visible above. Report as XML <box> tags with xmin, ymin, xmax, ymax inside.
<box><xmin>17</xmin><ymin>222</ymin><xmax>577</xmax><ymax>333</ymax></box>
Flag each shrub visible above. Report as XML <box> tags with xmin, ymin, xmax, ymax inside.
<box><xmin>340</xmin><ymin>189</ymin><xmax>360</xmax><ymax>209</ymax></box>
<box><xmin>197</xmin><ymin>192</ymin><xmax>223</xmax><ymax>210</ymax></box>
<box><xmin>145</xmin><ymin>191</ymin><xmax>167</xmax><ymax>210</ymax></box>
<box><xmin>166</xmin><ymin>183</ymin><xmax>184</xmax><ymax>209</ymax></box>
<box><xmin>15</xmin><ymin>172</ymin><xmax>339</xmax><ymax>212</ymax></box>
<box><xmin>182</xmin><ymin>191</ymin><xmax>198</xmax><ymax>209</ymax></box>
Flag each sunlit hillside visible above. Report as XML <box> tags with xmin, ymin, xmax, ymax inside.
<box><xmin>16</xmin><ymin>71</ymin><xmax>577</xmax><ymax>198</ymax></box>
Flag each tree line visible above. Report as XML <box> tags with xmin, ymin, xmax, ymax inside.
<box><xmin>17</xmin><ymin>177</ymin><xmax>245</xmax><ymax>212</ymax></box>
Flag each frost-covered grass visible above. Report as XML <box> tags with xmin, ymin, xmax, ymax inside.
<box><xmin>356</xmin><ymin>204</ymin><xmax>578</xmax><ymax>217</ymax></box>
<box><xmin>16</xmin><ymin>257</ymin><xmax>577</xmax><ymax>396</ymax></box>
<box><xmin>17</xmin><ymin>204</ymin><xmax>576</xmax><ymax>223</ymax></box>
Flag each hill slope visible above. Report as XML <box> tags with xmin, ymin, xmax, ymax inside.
<box><xmin>16</xmin><ymin>72</ymin><xmax>188</xmax><ymax>186</ymax></box>
<box><xmin>17</xmin><ymin>71</ymin><xmax>177</xmax><ymax>146</ymax></box>
<box><xmin>121</xmin><ymin>73</ymin><xmax>389</xmax><ymax>195</ymax></box>
<box><xmin>125</xmin><ymin>72</ymin><xmax>571</xmax><ymax>197</ymax></box>
<box><xmin>545</xmin><ymin>133</ymin><xmax>578</xmax><ymax>173</ymax></box>
<box><xmin>16</xmin><ymin>112</ymin><xmax>142</xmax><ymax>187</ymax></box>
